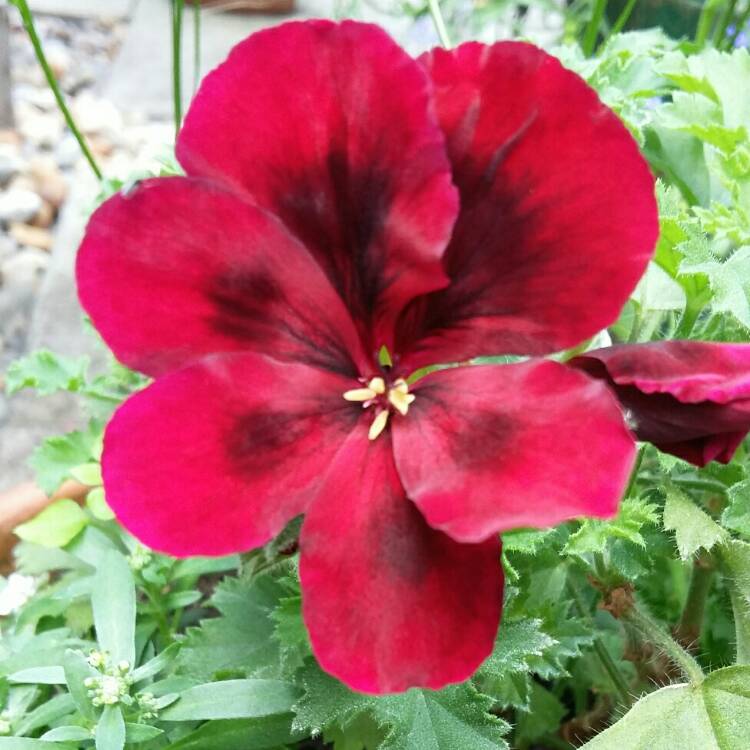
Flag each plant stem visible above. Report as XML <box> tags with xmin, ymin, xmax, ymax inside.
<box><xmin>608</xmin><ymin>0</ymin><xmax>638</xmax><ymax>39</ymax></box>
<box><xmin>583</xmin><ymin>0</ymin><xmax>608</xmax><ymax>56</ymax></box>
<box><xmin>621</xmin><ymin>601</ymin><xmax>704</xmax><ymax>684</ymax></box>
<box><xmin>427</xmin><ymin>0</ymin><xmax>451</xmax><ymax>48</ymax></box>
<box><xmin>675</xmin><ymin>555</ymin><xmax>714</xmax><ymax>649</ymax></box>
<box><xmin>714</xmin><ymin>0</ymin><xmax>739</xmax><ymax>47</ymax></box>
<box><xmin>623</xmin><ymin>444</ymin><xmax>646</xmax><ymax>500</ymax></box>
<box><xmin>695</xmin><ymin>0</ymin><xmax>723</xmax><ymax>46</ymax></box>
<box><xmin>10</xmin><ymin>0</ymin><xmax>102</xmax><ymax>179</ymax></box>
<box><xmin>674</xmin><ymin>297</ymin><xmax>704</xmax><ymax>338</ymax></box>
<box><xmin>728</xmin><ymin>4</ymin><xmax>750</xmax><ymax>47</ymax></box>
<box><xmin>569</xmin><ymin>579</ymin><xmax>632</xmax><ymax>706</ymax></box>
<box><xmin>171</xmin><ymin>0</ymin><xmax>185</xmax><ymax>137</ymax></box>
<box><xmin>193</xmin><ymin>0</ymin><xmax>201</xmax><ymax>94</ymax></box>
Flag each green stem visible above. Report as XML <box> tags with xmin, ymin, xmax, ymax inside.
<box><xmin>193</xmin><ymin>0</ymin><xmax>201</xmax><ymax>94</ymax></box>
<box><xmin>728</xmin><ymin>5</ymin><xmax>750</xmax><ymax>47</ymax></box>
<box><xmin>582</xmin><ymin>0</ymin><xmax>608</xmax><ymax>56</ymax></box>
<box><xmin>171</xmin><ymin>0</ymin><xmax>185</xmax><ymax>137</ymax></box>
<box><xmin>608</xmin><ymin>0</ymin><xmax>638</xmax><ymax>38</ymax></box>
<box><xmin>427</xmin><ymin>0</ymin><xmax>451</xmax><ymax>48</ymax></box>
<box><xmin>569</xmin><ymin>579</ymin><xmax>632</xmax><ymax>706</ymax></box>
<box><xmin>624</xmin><ymin>444</ymin><xmax>646</xmax><ymax>500</ymax></box>
<box><xmin>674</xmin><ymin>297</ymin><xmax>704</xmax><ymax>339</ymax></box>
<box><xmin>10</xmin><ymin>0</ymin><xmax>102</xmax><ymax>179</ymax></box>
<box><xmin>622</xmin><ymin>601</ymin><xmax>704</xmax><ymax>684</ymax></box>
<box><xmin>714</xmin><ymin>0</ymin><xmax>739</xmax><ymax>46</ymax></box>
<box><xmin>675</xmin><ymin>556</ymin><xmax>714</xmax><ymax>649</ymax></box>
<box><xmin>640</xmin><ymin>474</ymin><xmax>728</xmax><ymax>495</ymax></box>
<box><xmin>695</xmin><ymin>0</ymin><xmax>723</xmax><ymax>46</ymax></box>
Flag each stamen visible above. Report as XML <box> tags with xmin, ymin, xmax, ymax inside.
<box><xmin>368</xmin><ymin>377</ymin><xmax>386</xmax><ymax>395</ymax></box>
<box><xmin>388</xmin><ymin>388</ymin><xmax>416</xmax><ymax>416</ymax></box>
<box><xmin>368</xmin><ymin>410</ymin><xmax>390</xmax><ymax>440</ymax></box>
<box><xmin>343</xmin><ymin>387</ymin><xmax>377</xmax><ymax>402</ymax></box>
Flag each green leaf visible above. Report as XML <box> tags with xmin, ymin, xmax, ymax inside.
<box><xmin>293</xmin><ymin>663</ymin><xmax>509</xmax><ymax>750</ymax></box>
<box><xmin>63</xmin><ymin>649</ymin><xmax>98</xmax><ymax>720</ymax></box>
<box><xmin>178</xmin><ymin>576</ymin><xmax>282</xmax><ymax>680</ymax></box>
<box><xmin>86</xmin><ymin>487</ymin><xmax>115</xmax><ymax>522</ymax></box>
<box><xmin>564</xmin><ymin>498</ymin><xmax>660</xmax><ymax>556</ymax></box>
<box><xmin>131</xmin><ymin>643</ymin><xmax>180</xmax><ymax>683</ymax></box>
<box><xmin>8</xmin><ymin>666</ymin><xmax>65</xmax><ymax>684</ymax></box>
<box><xmin>718</xmin><ymin>539</ymin><xmax>750</xmax><ymax>662</ymax></box>
<box><xmin>69</xmin><ymin>462</ymin><xmax>102</xmax><ymax>487</ymax></box>
<box><xmin>502</xmin><ymin>528</ymin><xmax>558</xmax><ymax>555</ymax></box>
<box><xmin>14</xmin><ymin>500</ymin><xmax>88</xmax><ymax>549</ymax></box>
<box><xmin>513</xmin><ymin>683</ymin><xmax>566</xmax><ymax>745</ymax></box>
<box><xmin>663</xmin><ymin>488</ymin><xmax>727</xmax><ymax>559</ymax></box>
<box><xmin>95</xmin><ymin>705</ymin><xmax>125</xmax><ymax>750</ymax></box>
<box><xmin>580</xmin><ymin>665</ymin><xmax>750</xmax><ymax>749</ymax></box>
<box><xmin>161</xmin><ymin>679</ymin><xmax>298</xmax><ymax>721</ymax></box>
<box><xmin>271</xmin><ymin>595</ymin><xmax>309</xmax><ymax>673</ymax></box>
<box><xmin>124</xmin><ymin>723</ymin><xmax>163</xmax><ymax>743</ymax></box>
<box><xmin>723</xmin><ymin>480</ymin><xmax>750</xmax><ymax>539</ymax></box>
<box><xmin>30</xmin><ymin>424</ymin><xmax>102</xmax><ymax>495</ymax></box>
<box><xmin>475</xmin><ymin>618</ymin><xmax>556</xmax><ymax>705</ymax></box>
<box><xmin>92</xmin><ymin>551</ymin><xmax>136</xmax><ymax>667</ymax></box>
<box><xmin>167</xmin><ymin>716</ymin><xmax>299</xmax><ymax>750</ymax></box>
<box><xmin>0</xmin><ymin>741</ymin><xmax>76</xmax><ymax>749</ymax></box>
<box><xmin>41</xmin><ymin>727</ymin><xmax>92</xmax><ymax>741</ymax></box>
<box><xmin>14</xmin><ymin>693</ymin><xmax>75</xmax><ymax>736</ymax></box>
<box><xmin>5</xmin><ymin>350</ymin><xmax>88</xmax><ymax>396</ymax></box>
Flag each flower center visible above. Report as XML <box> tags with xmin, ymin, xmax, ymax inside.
<box><xmin>343</xmin><ymin>376</ymin><xmax>416</xmax><ymax>440</ymax></box>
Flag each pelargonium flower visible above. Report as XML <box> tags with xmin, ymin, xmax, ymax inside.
<box><xmin>571</xmin><ymin>342</ymin><xmax>750</xmax><ymax>467</ymax></box>
<box><xmin>76</xmin><ymin>21</ymin><xmax>658</xmax><ymax>693</ymax></box>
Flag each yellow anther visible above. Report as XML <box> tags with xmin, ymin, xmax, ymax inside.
<box><xmin>388</xmin><ymin>388</ymin><xmax>416</xmax><ymax>416</ymax></box>
<box><xmin>343</xmin><ymin>387</ymin><xmax>377</xmax><ymax>402</ymax></box>
<box><xmin>392</xmin><ymin>378</ymin><xmax>409</xmax><ymax>393</ymax></box>
<box><xmin>368</xmin><ymin>410</ymin><xmax>390</xmax><ymax>440</ymax></box>
<box><xmin>367</xmin><ymin>377</ymin><xmax>386</xmax><ymax>395</ymax></box>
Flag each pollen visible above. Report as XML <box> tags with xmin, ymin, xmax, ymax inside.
<box><xmin>343</xmin><ymin>376</ymin><xmax>415</xmax><ymax>440</ymax></box>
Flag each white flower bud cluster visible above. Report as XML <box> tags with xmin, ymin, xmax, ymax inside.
<box><xmin>83</xmin><ymin>650</ymin><xmax>133</xmax><ymax>707</ymax></box>
<box><xmin>137</xmin><ymin>691</ymin><xmax>159</xmax><ymax>720</ymax></box>
<box><xmin>0</xmin><ymin>711</ymin><xmax>11</xmax><ymax>735</ymax></box>
<box><xmin>128</xmin><ymin>545</ymin><xmax>153</xmax><ymax>571</ymax></box>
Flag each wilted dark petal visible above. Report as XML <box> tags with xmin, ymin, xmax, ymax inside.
<box><xmin>103</xmin><ymin>353</ymin><xmax>361</xmax><ymax>557</ymax></box>
<box><xmin>76</xmin><ymin>178</ymin><xmax>368</xmax><ymax>378</ymax></box>
<box><xmin>396</xmin><ymin>41</ymin><xmax>657</xmax><ymax>369</ymax></box>
<box><xmin>392</xmin><ymin>360</ymin><xmax>636</xmax><ymax>542</ymax></box>
<box><xmin>177</xmin><ymin>20</ymin><xmax>458</xmax><ymax>353</ymax></box>
<box><xmin>299</xmin><ymin>424</ymin><xmax>503</xmax><ymax>694</ymax></box>
<box><xmin>571</xmin><ymin>342</ymin><xmax>750</xmax><ymax>466</ymax></box>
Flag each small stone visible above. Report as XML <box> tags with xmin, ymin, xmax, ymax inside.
<box><xmin>54</xmin><ymin>134</ymin><xmax>82</xmax><ymax>169</ymax></box>
<box><xmin>0</xmin><ymin>188</ymin><xmax>42</xmax><ymax>224</ymax></box>
<box><xmin>28</xmin><ymin>156</ymin><xmax>68</xmax><ymax>208</ymax></box>
<box><xmin>44</xmin><ymin>40</ymin><xmax>71</xmax><ymax>80</ymax></box>
<box><xmin>0</xmin><ymin>247</ymin><xmax>49</xmax><ymax>289</ymax></box>
<box><xmin>0</xmin><ymin>235</ymin><xmax>17</xmax><ymax>264</ymax></box>
<box><xmin>0</xmin><ymin>145</ymin><xmax>23</xmax><ymax>186</ymax></box>
<box><xmin>30</xmin><ymin>200</ymin><xmax>55</xmax><ymax>229</ymax></box>
<box><xmin>0</xmin><ymin>131</ymin><xmax>21</xmax><ymax>147</ymax></box>
<box><xmin>9</xmin><ymin>223</ymin><xmax>53</xmax><ymax>251</ymax></box>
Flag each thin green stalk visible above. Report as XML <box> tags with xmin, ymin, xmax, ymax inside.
<box><xmin>10</xmin><ymin>0</ymin><xmax>102</xmax><ymax>179</ymax></box>
<box><xmin>622</xmin><ymin>601</ymin><xmax>704</xmax><ymax>684</ymax></box>
<box><xmin>674</xmin><ymin>297</ymin><xmax>704</xmax><ymax>338</ymax></box>
<box><xmin>171</xmin><ymin>0</ymin><xmax>185</xmax><ymax>137</ymax></box>
<box><xmin>675</xmin><ymin>556</ymin><xmax>715</xmax><ymax>649</ymax></box>
<box><xmin>623</xmin><ymin>444</ymin><xmax>646</xmax><ymax>500</ymax></box>
<box><xmin>193</xmin><ymin>0</ymin><xmax>201</xmax><ymax>94</ymax></box>
<box><xmin>569</xmin><ymin>579</ymin><xmax>632</xmax><ymax>706</ymax></box>
<box><xmin>427</xmin><ymin>0</ymin><xmax>451</xmax><ymax>48</ymax></box>
<box><xmin>714</xmin><ymin>0</ymin><xmax>739</xmax><ymax>46</ymax></box>
<box><xmin>728</xmin><ymin>4</ymin><xmax>750</xmax><ymax>47</ymax></box>
<box><xmin>607</xmin><ymin>0</ymin><xmax>638</xmax><ymax>39</ymax></box>
<box><xmin>582</xmin><ymin>0</ymin><xmax>608</xmax><ymax>57</ymax></box>
<box><xmin>695</xmin><ymin>0</ymin><xmax>724</xmax><ymax>46</ymax></box>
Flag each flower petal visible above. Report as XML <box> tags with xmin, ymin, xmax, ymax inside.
<box><xmin>393</xmin><ymin>360</ymin><xmax>636</xmax><ymax>542</ymax></box>
<box><xmin>77</xmin><ymin>178</ymin><xmax>368</xmax><ymax>378</ymax></box>
<box><xmin>396</xmin><ymin>42</ymin><xmax>657</xmax><ymax>369</ymax></box>
<box><xmin>103</xmin><ymin>353</ymin><xmax>360</xmax><ymax>557</ymax></box>
<box><xmin>300</xmin><ymin>424</ymin><xmax>503</xmax><ymax>694</ymax></box>
<box><xmin>571</xmin><ymin>342</ymin><xmax>750</xmax><ymax>466</ymax></box>
<box><xmin>177</xmin><ymin>20</ymin><xmax>458</xmax><ymax>353</ymax></box>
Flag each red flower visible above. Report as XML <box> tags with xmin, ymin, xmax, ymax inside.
<box><xmin>571</xmin><ymin>341</ymin><xmax>750</xmax><ymax>467</ymax></box>
<box><xmin>76</xmin><ymin>21</ymin><xmax>657</xmax><ymax>693</ymax></box>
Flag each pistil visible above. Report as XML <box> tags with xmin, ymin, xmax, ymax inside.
<box><xmin>342</xmin><ymin>376</ymin><xmax>415</xmax><ymax>440</ymax></box>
